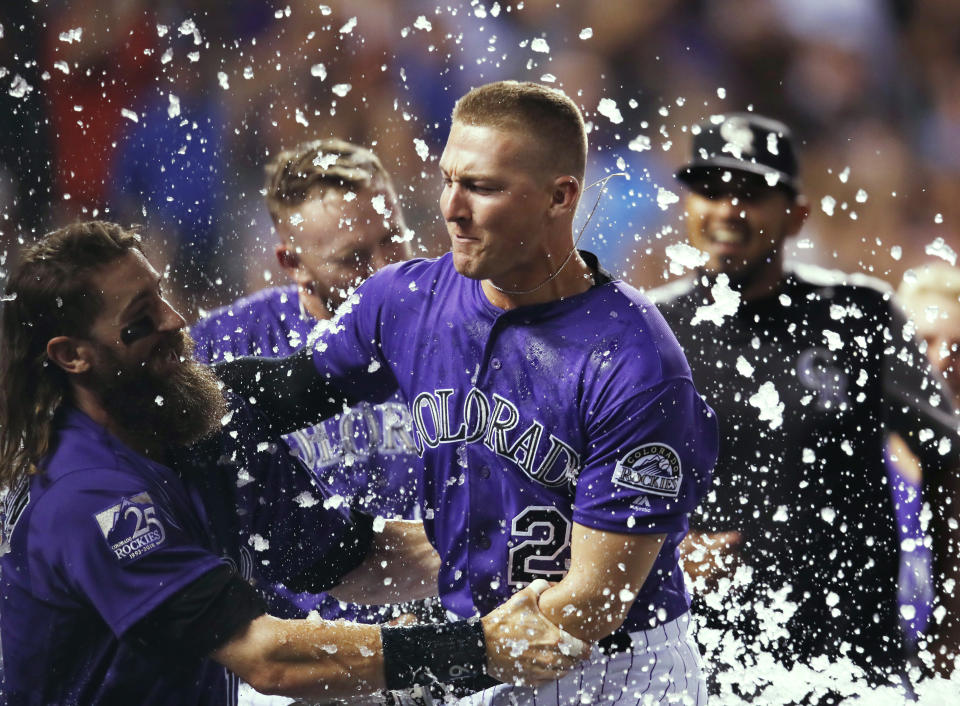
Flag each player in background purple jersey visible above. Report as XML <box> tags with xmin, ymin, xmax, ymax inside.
<box><xmin>191</xmin><ymin>140</ymin><xmax>428</xmax><ymax>630</ymax></box>
<box><xmin>0</xmin><ymin>222</ymin><xmax>587</xmax><ymax>706</ymax></box>
<box><xmin>891</xmin><ymin>264</ymin><xmax>960</xmax><ymax>642</ymax></box>
<box><xmin>216</xmin><ymin>81</ymin><xmax>720</xmax><ymax>705</ymax></box>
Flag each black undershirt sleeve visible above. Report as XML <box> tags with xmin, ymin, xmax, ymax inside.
<box><xmin>125</xmin><ymin>563</ymin><xmax>267</xmax><ymax>663</ymax></box>
<box><xmin>284</xmin><ymin>511</ymin><xmax>376</xmax><ymax>593</ymax></box>
<box><xmin>213</xmin><ymin>347</ymin><xmax>349</xmax><ymax>435</ymax></box>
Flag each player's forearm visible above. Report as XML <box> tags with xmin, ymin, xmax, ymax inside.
<box><xmin>537</xmin><ymin>526</ymin><xmax>666</xmax><ymax>643</ymax></box>
<box><xmin>329</xmin><ymin>519</ymin><xmax>441</xmax><ymax>604</ymax></box>
<box><xmin>537</xmin><ymin>575</ymin><xmax>634</xmax><ymax>643</ymax></box>
<box><xmin>216</xmin><ymin>589</ymin><xmax>578</xmax><ymax>697</ymax></box>
<box><xmin>215</xmin><ymin>615</ymin><xmax>386</xmax><ymax>699</ymax></box>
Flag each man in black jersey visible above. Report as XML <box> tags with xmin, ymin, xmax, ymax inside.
<box><xmin>651</xmin><ymin>114</ymin><xmax>960</xmax><ymax>697</ymax></box>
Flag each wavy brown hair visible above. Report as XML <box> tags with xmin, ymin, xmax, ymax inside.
<box><xmin>0</xmin><ymin>221</ymin><xmax>142</xmax><ymax>490</ymax></box>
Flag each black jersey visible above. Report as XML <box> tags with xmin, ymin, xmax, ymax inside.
<box><xmin>652</xmin><ymin>266</ymin><xmax>960</xmax><ymax>674</ymax></box>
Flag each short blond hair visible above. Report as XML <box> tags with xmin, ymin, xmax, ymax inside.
<box><xmin>452</xmin><ymin>81</ymin><xmax>587</xmax><ymax>183</ymax></box>
<box><xmin>264</xmin><ymin>138</ymin><xmax>394</xmax><ymax>227</ymax></box>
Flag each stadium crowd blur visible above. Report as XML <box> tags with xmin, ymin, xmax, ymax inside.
<box><xmin>2</xmin><ymin>0</ymin><xmax>959</xmax><ymax>316</ymax></box>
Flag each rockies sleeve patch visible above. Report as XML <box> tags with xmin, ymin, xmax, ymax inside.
<box><xmin>613</xmin><ymin>443</ymin><xmax>682</xmax><ymax>498</ymax></box>
<box><xmin>94</xmin><ymin>492</ymin><xmax>167</xmax><ymax>563</ymax></box>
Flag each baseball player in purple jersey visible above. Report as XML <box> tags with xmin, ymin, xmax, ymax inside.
<box><xmin>0</xmin><ymin>222</ymin><xmax>587</xmax><ymax>705</ymax></box>
<box><xmin>217</xmin><ymin>81</ymin><xmax>719</xmax><ymax>705</ymax></box>
<box><xmin>191</xmin><ymin>140</ymin><xmax>425</xmax><ymax>629</ymax></box>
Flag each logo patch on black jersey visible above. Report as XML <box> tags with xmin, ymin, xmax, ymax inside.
<box><xmin>613</xmin><ymin>443</ymin><xmax>682</xmax><ymax>498</ymax></box>
<box><xmin>94</xmin><ymin>492</ymin><xmax>166</xmax><ymax>564</ymax></box>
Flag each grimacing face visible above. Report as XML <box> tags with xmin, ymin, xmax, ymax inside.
<box><xmin>439</xmin><ymin>122</ymin><xmax>556</xmax><ymax>286</ymax></box>
<box><xmin>684</xmin><ymin>175</ymin><xmax>804</xmax><ymax>277</ymax></box>
<box><xmin>277</xmin><ymin>187</ymin><xmax>412</xmax><ymax>317</ymax></box>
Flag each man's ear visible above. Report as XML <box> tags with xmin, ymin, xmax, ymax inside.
<box><xmin>275</xmin><ymin>243</ymin><xmax>299</xmax><ymax>271</ymax></box>
<box><xmin>547</xmin><ymin>176</ymin><xmax>580</xmax><ymax>218</ymax></box>
<box><xmin>46</xmin><ymin>336</ymin><xmax>92</xmax><ymax>375</ymax></box>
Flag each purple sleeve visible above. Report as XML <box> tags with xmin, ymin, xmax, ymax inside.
<box><xmin>573</xmin><ymin>377</ymin><xmax>718</xmax><ymax>534</ymax></box>
<box><xmin>309</xmin><ymin>269</ymin><xmax>401</xmax><ymax>404</ymax></box>
<box><xmin>189</xmin><ymin>317</ymin><xmax>220</xmax><ymax>364</ymax></box>
<box><xmin>33</xmin><ymin>473</ymin><xmax>223</xmax><ymax>637</ymax></box>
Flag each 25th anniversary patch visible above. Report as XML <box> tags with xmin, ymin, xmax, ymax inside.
<box><xmin>94</xmin><ymin>492</ymin><xmax>166</xmax><ymax>564</ymax></box>
<box><xmin>613</xmin><ymin>443</ymin><xmax>682</xmax><ymax>498</ymax></box>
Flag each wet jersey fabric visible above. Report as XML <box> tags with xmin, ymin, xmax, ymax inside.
<box><xmin>191</xmin><ymin>284</ymin><xmax>421</xmax><ymax>519</ymax></box>
<box><xmin>191</xmin><ymin>284</ymin><xmax>422</xmax><ymax>621</ymax></box>
<box><xmin>0</xmin><ymin>400</ymin><xmax>355</xmax><ymax>705</ymax></box>
<box><xmin>304</xmin><ymin>253</ymin><xmax>719</xmax><ymax>632</ymax></box>
<box><xmin>652</xmin><ymin>269</ymin><xmax>960</xmax><ymax>674</ymax></box>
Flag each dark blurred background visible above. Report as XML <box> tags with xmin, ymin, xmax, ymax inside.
<box><xmin>2</xmin><ymin>0</ymin><xmax>957</xmax><ymax>315</ymax></box>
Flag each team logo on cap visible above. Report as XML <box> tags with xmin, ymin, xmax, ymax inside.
<box><xmin>94</xmin><ymin>492</ymin><xmax>166</xmax><ymax>564</ymax></box>
<box><xmin>613</xmin><ymin>443</ymin><xmax>682</xmax><ymax>498</ymax></box>
<box><xmin>719</xmin><ymin>117</ymin><xmax>755</xmax><ymax>159</ymax></box>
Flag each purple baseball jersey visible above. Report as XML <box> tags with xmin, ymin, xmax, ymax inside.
<box><xmin>191</xmin><ymin>284</ymin><xmax>420</xmax><ymax>519</ymax></box>
<box><xmin>0</xmin><ymin>401</ymin><xmax>356</xmax><ymax>705</ymax></box>
<box><xmin>191</xmin><ymin>285</ymin><xmax>422</xmax><ymax>621</ymax></box>
<box><xmin>305</xmin><ymin>253</ymin><xmax>718</xmax><ymax>630</ymax></box>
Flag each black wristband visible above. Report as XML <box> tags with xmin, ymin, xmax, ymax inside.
<box><xmin>381</xmin><ymin>618</ymin><xmax>488</xmax><ymax>690</ymax></box>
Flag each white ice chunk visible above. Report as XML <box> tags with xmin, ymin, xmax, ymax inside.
<box><xmin>58</xmin><ymin>27</ymin><xmax>83</xmax><ymax>43</ymax></box>
<box><xmin>597</xmin><ymin>98</ymin><xmax>623</xmax><ymax>124</ymax></box>
<box><xmin>248</xmin><ymin>534</ymin><xmax>269</xmax><ymax>551</ymax></box>
<box><xmin>294</xmin><ymin>491</ymin><xmax>319</xmax><ymax>508</ymax></box>
<box><xmin>691</xmin><ymin>274</ymin><xmax>741</xmax><ymax>326</ymax></box>
<box><xmin>822</xmin><ymin>329</ymin><xmax>843</xmax><ymax>351</ymax></box>
<box><xmin>749</xmin><ymin>381</ymin><xmax>784</xmax><ymax>430</ymax></box>
<box><xmin>413</xmin><ymin>138</ymin><xmax>430</xmax><ymax>161</ymax></box>
<box><xmin>530</xmin><ymin>37</ymin><xmax>550</xmax><ymax>53</ymax></box>
<box><xmin>664</xmin><ymin>242</ymin><xmax>708</xmax><ymax>275</ymax></box>
<box><xmin>628</xmin><ymin>135</ymin><xmax>651</xmax><ymax>152</ymax></box>
<box><xmin>656</xmin><ymin>186</ymin><xmax>679</xmax><ymax>210</ymax></box>
<box><xmin>925</xmin><ymin>237</ymin><xmax>957</xmax><ymax>266</ymax></box>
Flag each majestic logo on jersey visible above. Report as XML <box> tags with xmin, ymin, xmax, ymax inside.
<box><xmin>410</xmin><ymin>387</ymin><xmax>581</xmax><ymax>488</ymax></box>
<box><xmin>94</xmin><ymin>492</ymin><xmax>166</xmax><ymax>564</ymax></box>
<box><xmin>613</xmin><ymin>443</ymin><xmax>682</xmax><ymax>497</ymax></box>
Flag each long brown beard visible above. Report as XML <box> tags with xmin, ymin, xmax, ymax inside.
<box><xmin>89</xmin><ymin>331</ymin><xmax>228</xmax><ymax>449</ymax></box>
